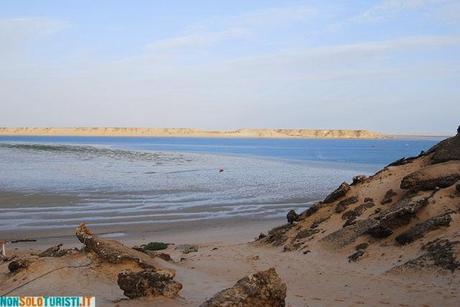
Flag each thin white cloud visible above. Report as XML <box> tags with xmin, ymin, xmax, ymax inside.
<box><xmin>147</xmin><ymin>27</ymin><xmax>250</xmax><ymax>51</ymax></box>
<box><xmin>357</xmin><ymin>0</ymin><xmax>427</xmax><ymax>22</ymax></box>
<box><xmin>146</xmin><ymin>3</ymin><xmax>315</xmax><ymax>52</ymax></box>
<box><xmin>226</xmin><ymin>4</ymin><xmax>316</xmax><ymax>27</ymax></box>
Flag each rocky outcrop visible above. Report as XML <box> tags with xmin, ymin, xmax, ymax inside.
<box><xmin>76</xmin><ymin>223</ymin><xmax>182</xmax><ymax>299</ymax></box>
<box><xmin>402</xmin><ymin>239</ymin><xmax>460</xmax><ymax>272</ymax></box>
<box><xmin>395</xmin><ymin>212</ymin><xmax>453</xmax><ymax>245</ymax></box>
<box><xmin>265</xmin><ymin>224</ymin><xmax>294</xmax><ymax>246</ymax></box>
<box><xmin>366</xmin><ymin>194</ymin><xmax>430</xmax><ymax>239</ymax></box>
<box><xmin>200</xmin><ymin>268</ymin><xmax>287</xmax><ymax>307</ymax></box>
<box><xmin>428</xmin><ymin>134</ymin><xmax>460</xmax><ymax>164</ymax></box>
<box><xmin>400</xmin><ymin>161</ymin><xmax>460</xmax><ymax>192</ymax></box>
<box><xmin>352</xmin><ymin>175</ymin><xmax>367</xmax><ymax>185</ymax></box>
<box><xmin>323</xmin><ymin>182</ymin><xmax>350</xmax><ymax>203</ymax></box>
<box><xmin>342</xmin><ymin>201</ymin><xmax>375</xmax><ymax>226</ymax></box>
<box><xmin>118</xmin><ymin>269</ymin><xmax>182</xmax><ymax>299</ymax></box>
<box><xmin>262</xmin><ymin>133</ymin><xmax>460</xmax><ymax>273</ymax></box>
<box><xmin>381</xmin><ymin>189</ymin><xmax>397</xmax><ymax>204</ymax></box>
<box><xmin>335</xmin><ymin>196</ymin><xmax>358</xmax><ymax>213</ymax></box>
<box><xmin>322</xmin><ymin>219</ymin><xmax>377</xmax><ymax>248</ymax></box>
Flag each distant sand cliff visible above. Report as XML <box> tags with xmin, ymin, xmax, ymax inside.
<box><xmin>0</xmin><ymin>127</ymin><xmax>383</xmax><ymax>139</ymax></box>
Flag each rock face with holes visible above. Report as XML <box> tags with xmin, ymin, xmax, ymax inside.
<box><xmin>395</xmin><ymin>212</ymin><xmax>453</xmax><ymax>245</ymax></box>
<box><xmin>400</xmin><ymin>161</ymin><xmax>460</xmax><ymax>192</ymax></box>
<box><xmin>200</xmin><ymin>268</ymin><xmax>287</xmax><ymax>307</ymax></box>
<box><xmin>118</xmin><ymin>269</ymin><xmax>183</xmax><ymax>298</ymax></box>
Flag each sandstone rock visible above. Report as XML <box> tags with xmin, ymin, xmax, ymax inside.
<box><xmin>428</xmin><ymin>134</ymin><xmax>460</xmax><ymax>164</ymax></box>
<box><xmin>387</xmin><ymin>156</ymin><xmax>418</xmax><ymax>167</ymax></box>
<box><xmin>286</xmin><ymin>209</ymin><xmax>299</xmax><ymax>224</ymax></box>
<box><xmin>257</xmin><ymin>233</ymin><xmax>267</xmax><ymax>240</ymax></box>
<box><xmin>335</xmin><ymin>196</ymin><xmax>358</xmax><ymax>213</ymax></box>
<box><xmin>366</xmin><ymin>194</ymin><xmax>430</xmax><ymax>239</ymax></box>
<box><xmin>75</xmin><ymin>223</ymin><xmax>173</xmax><ymax>272</ymax></box>
<box><xmin>400</xmin><ymin>161</ymin><xmax>460</xmax><ymax>192</ymax></box>
<box><xmin>294</xmin><ymin>228</ymin><xmax>319</xmax><ymax>240</ymax></box>
<box><xmin>321</xmin><ymin>219</ymin><xmax>377</xmax><ymax>248</ymax></box>
<box><xmin>175</xmin><ymin>244</ymin><xmax>198</xmax><ymax>254</ymax></box>
<box><xmin>352</xmin><ymin>175</ymin><xmax>367</xmax><ymax>185</ymax></box>
<box><xmin>200</xmin><ymin>268</ymin><xmax>287</xmax><ymax>307</ymax></box>
<box><xmin>355</xmin><ymin>242</ymin><xmax>369</xmax><ymax>250</ymax></box>
<box><xmin>265</xmin><ymin>224</ymin><xmax>294</xmax><ymax>246</ymax></box>
<box><xmin>299</xmin><ymin>202</ymin><xmax>322</xmax><ymax>219</ymax></box>
<box><xmin>348</xmin><ymin>250</ymin><xmax>365</xmax><ymax>262</ymax></box>
<box><xmin>342</xmin><ymin>201</ymin><xmax>375</xmax><ymax>223</ymax></box>
<box><xmin>118</xmin><ymin>269</ymin><xmax>182</xmax><ymax>298</ymax></box>
<box><xmin>38</xmin><ymin>244</ymin><xmax>73</xmax><ymax>257</ymax></box>
<box><xmin>323</xmin><ymin>182</ymin><xmax>350</xmax><ymax>203</ymax></box>
<box><xmin>381</xmin><ymin>189</ymin><xmax>397</xmax><ymax>204</ymax></box>
<box><xmin>366</xmin><ymin>225</ymin><xmax>393</xmax><ymax>238</ymax></box>
<box><xmin>395</xmin><ymin>212</ymin><xmax>453</xmax><ymax>245</ymax></box>
<box><xmin>402</xmin><ymin>239</ymin><xmax>460</xmax><ymax>272</ymax></box>
<box><xmin>8</xmin><ymin>258</ymin><xmax>29</xmax><ymax>273</ymax></box>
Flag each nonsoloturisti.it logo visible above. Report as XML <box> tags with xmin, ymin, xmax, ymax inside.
<box><xmin>0</xmin><ymin>296</ymin><xmax>95</xmax><ymax>307</ymax></box>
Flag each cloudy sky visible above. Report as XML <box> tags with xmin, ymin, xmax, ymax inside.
<box><xmin>1</xmin><ymin>0</ymin><xmax>459</xmax><ymax>134</ymax></box>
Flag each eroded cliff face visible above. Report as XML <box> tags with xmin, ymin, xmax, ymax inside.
<box><xmin>260</xmin><ymin>133</ymin><xmax>460</xmax><ymax>274</ymax></box>
<box><xmin>0</xmin><ymin>127</ymin><xmax>383</xmax><ymax>139</ymax></box>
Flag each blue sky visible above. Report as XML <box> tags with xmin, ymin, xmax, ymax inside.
<box><xmin>0</xmin><ymin>0</ymin><xmax>459</xmax><ymax>134</ymax></box>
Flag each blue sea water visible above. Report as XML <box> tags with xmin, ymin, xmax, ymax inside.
<box><xmin>0</xmin><ymin>136</ymin><xmax>440</xmax><ymax>233</ymax></box>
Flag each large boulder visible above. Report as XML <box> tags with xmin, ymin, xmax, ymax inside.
<box><xmin>118</xmin><ymin>269</ymin><xmax>182</xmax><ymax>299</ymax></box>
<box><xmin>200</xmin><ymin>268</ymin><xmax>287</xmax><ymax>307</ymax></box>
<box><xmin>400</xmin><ymin>161</ymin><xmax>460</xmax><ymax>192</ymax></box>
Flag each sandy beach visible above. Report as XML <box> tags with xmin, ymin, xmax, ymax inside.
<box><xmin>1</xmin><ymin>218</ymin><xmax>458</xmax><ymax>307</ymax></box>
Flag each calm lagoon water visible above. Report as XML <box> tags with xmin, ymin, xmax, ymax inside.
<box><xmin>0</xmin><ymin>136</ymin><xmax>439</xmax><ymax>232</ymax></box>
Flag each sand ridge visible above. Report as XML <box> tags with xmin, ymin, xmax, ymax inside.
<box><xmin>0</xmin><ymin>127</ymin><xmax>383</xmax><ymax>139</ymax></box>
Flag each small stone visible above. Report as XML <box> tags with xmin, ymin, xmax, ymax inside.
<box><xmin>8</xmin><ymin>259</ymin><xmax>29</xmax><ymax>273</ymax></box>
<box><xmin>348</xmin><ymin>250</ymin><xmax>365</xmax><ymax>262</ymax></box>
<box><xmin>355</xmin><ymin>243</ymin><xmax>369</xmax><ymax>251</ymax></box>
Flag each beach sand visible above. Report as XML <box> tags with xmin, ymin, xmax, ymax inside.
<box><xmin>1</xmin><ymin>219</ymin><xmax>458</xmax><ymax>307</ymax></box>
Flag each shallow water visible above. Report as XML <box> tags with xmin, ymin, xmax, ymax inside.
<box><xmin>0</xmin><ymin>136</ymin><xmax>439</xmax><ymax>232</ymax></box>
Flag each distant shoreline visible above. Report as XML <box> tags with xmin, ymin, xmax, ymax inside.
<box><xmin>0</xmin><ymin>127</ymin><xmax>385</xmax><ymax>139</ymax></box>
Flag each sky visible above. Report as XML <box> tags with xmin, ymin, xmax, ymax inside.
<box><xmin>0</xmin><ymin>0</ymin><xmax>459</xmax><ymax>134</ymax></box>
